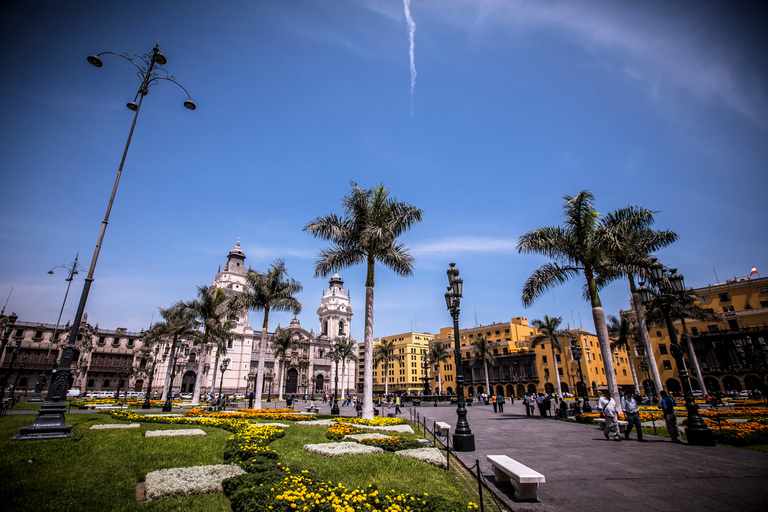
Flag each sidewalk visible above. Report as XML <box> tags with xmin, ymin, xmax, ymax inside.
<box><xmin>411</xmin><ymin>400</ymin><xmax>768</xmax><ymax>512</ymax></box>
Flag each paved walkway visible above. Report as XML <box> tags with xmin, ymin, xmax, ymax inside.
<box><xmin>409</xmin><ymin>400</ymin><xmax>768</xmax><ymax>512</ymax></box>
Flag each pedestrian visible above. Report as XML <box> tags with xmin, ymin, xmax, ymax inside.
<box><xmin>395</xmin><ymin>395</ymin><xmax>401</xmax><ymax>415</ymax></box>
<box><xmin>525</xmin><ymin>393</ymin><xmax>532</xmax><ymax>416</ymax></box>
<box><xmin>248</xmin><ymin>392</ymin><xmax>254</xmax><ymax>409</ymax></box>
<box><xmin>559</xmin><ymin>399</ymin><xmax>568</xmax><ymax>418</ymax></box>
<box><xmin>536</xmin><ymin>393</ymin><xmax>545</xmax><ymax>416</ymax></box>
<box><xmin>492</xmin><ymin>393</ymin><xmax>498</xmax><ymax>413</ymax></box>
<box><xmin>601</xmin><ymin>390</ymin><xmax>621</xmax><ymax>441</ymax></box>
<box><xmin>573</xmin><ymin>397</ymin><xmax>582</xmax><ymax>415</ymax></box>
<box><xmin>497</xmin><ymin>392</ymin><xmax>504</xmax><ymax>413</ymax></box>
<box><xmin>622</xmin><ymin>392</ymin><xmax>644</xmax><ymax>441</ymax></box>
<box><xmin>660</xmin><ymin>390</ymin><xmax>682</xmax><ymax>443</ymax></box>
<box><xmin>543</xmin><ymin>394</ymin><xmax>551</xmax><ymax>417</ymax></box>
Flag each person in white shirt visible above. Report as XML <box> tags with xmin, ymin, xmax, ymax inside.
<box><xmin>621</xmin><ymin>392</ymin><xmax>645</xmax><ymax>441</ymax></box>
<box><xmin>601</xmin><ymin>390</ymin><xmax>621</xmax><ymax>441</ymax></box>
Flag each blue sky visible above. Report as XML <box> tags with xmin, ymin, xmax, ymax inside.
<box><xmin>1</xmin><ymin>0</ymin><xmax>766</xmax><ymax>342</ymax></box>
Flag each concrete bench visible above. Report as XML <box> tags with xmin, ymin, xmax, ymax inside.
<box><xmin>487</xmin><ymin>455</ymin><xmax>545</xmax><ymax>501</ymax></box>
<box><xmin>594</xmin><ymin>418</ymin><xmax>629</xmax><ymax>433</ymax></box>
<box><xmin>435</xmin><ymin>421</ymin><xmax>451</xmax><ymax>436</ymax></box>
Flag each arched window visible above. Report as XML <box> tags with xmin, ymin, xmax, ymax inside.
<box><xmin>189</xmin><ymin>352</ymin><xmax>196</xmax><ymax>362</ymax></box>
<box><xmin>323</xmin><ymin>321</ymin><xmax>328</xmax><ymax>335</ymax></box>
<box><xmin>338</xmin><ymin>321</ymin><xmax>345</xmax><ymax>336</ymax></box>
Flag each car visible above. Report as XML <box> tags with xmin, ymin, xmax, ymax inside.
<box><xmin>738</xmin><ymin>390</ymin><xmax>750</xmax><ymax>398</ymax></box>
<box><xmin>691</xmin><ymin>390</ymin><xmax>703</xmax><ymax>397</ymax></box>
<box><xmin>180</xmin><ymin>393</ymin><xmax>193</xmax><ymax>400</ymax></box>
<box><xmin>235</xmin><ymin>394</ymin><xmax>245</xmax><ymax>399</ymax></box>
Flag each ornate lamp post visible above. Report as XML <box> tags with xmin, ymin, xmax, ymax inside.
<box><xmin>570</xmin><ymin>342</ymin><xmax>591</xmax><ymax>413</ymax></box>
<box><xmin>217</xmin><ymin>359</ymin><xmax>229</xmax><ymax>407</ymax></box>
<box><xmin>29</xmin><ymin>255</ymin><xmax>82</xmax><ymax>402</ymax></box>
<box><xmin>264</xmin><ymin>367</ymin><xmax>273</xmax><ymax>403</ymax></box>
<box><xmin>445</xmin><ymin>263</ymin><xmax>475</xmax><ymax>451</ymax></box>
<box><xmin>331</xmin><ymin>351</ymin><xmax>341</xmax><ymax>415</ymax></box>
<box><xmin>142</xmin><ymin>345</ymin><xmax>160</xmax><ymax>409</ymax></box>
<box><xmin>114</xmin><ymin>360</ymin><xmax>132</xmax><ymax>406</ymax></box>
<box><xmin>162</xmin><ymin>343</ymin><xmax>188</xmax><ymax>412</ymax></box>
<box><xmin>16</xmin><ymin>44</ymin><xmax>195</xmax><ymax>441</ymax></box>
<box><xmin>0</xmin><ymin>312</ymin><xmax>19</xmax><ymax>404</ymax></box>
<box><xmin>12</xmin><ymin>356</ymin><xmax>27</xmax><ymax>399</ymax></box>
<box><xmin>638</xmin><ymin>261</ymin><xmax>715</xmax><ymax>446</ymax></box>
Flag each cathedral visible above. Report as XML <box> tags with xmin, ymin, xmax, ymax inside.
<box><xmin>1</xmin><ymin>240</ymin><xmax>357</xmax><ymax>400</ymax></box>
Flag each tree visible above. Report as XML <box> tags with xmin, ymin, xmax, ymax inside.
<box><xmin>304</xmin><ymin>181</ymin><xmax>422</xmax><ymax>419</ymax></box>
<box><xmin>607</xmin><ymin>313</ymin><xmax>640</xmax><ymax>393</ymax></box>
<box><xmin>373</xmin><ymin>338</ymin><xmax>402</xmax><ymax>397</ymax></box>
<box><xmin>185</xmin><ymin>285</ymin><xmax>241</xmax><ymax>405</ymax></box>
<box><xmin>598</xmin><ymin>207</ymin><xmax>678</xmax><ymax>399</ymax></box>
<box><xmin>470</xmin><ymin>335</ymin><xmax>495</xmax><ymax>396</ymax></box>
<box><xmin>427</xmin><ymin>341</ymin><xmax>451</xmax><ymax>395</ymax></box>
<box><xmin>530</xmin><ymin>315</ymin><xmax>572</xmax><ymax>396</ymax></box>
<box><xmin>643</xmin><ymin>288</ymin><xmax>722</xmax><ymax>396</ymax></box>
<box><xmin>334</xmin><ymin>337</ymin><xmax>357</xmax><ymax>397</ymax></box>
<box><xmin>240</xmin><ymin>259</ymin><xmax>303</xmax><ymax>409</ymax></box>
<box><xmin>517</xmin><ymin>190</ymin><xmax>655</xmax><ymax>409</ymax></box>
<box><xmin>151</xmin><ymin>303</ymin><xmax>200</xmax><ymax>401</ymax></box>
<box><xmin>271</xmin><ymin>328</ymin><xmax>296</xmax><ymax>401</ymax></box>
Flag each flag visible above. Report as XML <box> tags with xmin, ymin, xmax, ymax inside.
<box><xmin>750</xmin><ymin>265</ymin><xmax>758</xmax><ymax>276</ymax></box>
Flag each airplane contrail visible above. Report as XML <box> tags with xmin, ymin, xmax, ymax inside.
<box><xmin>403</xmin><ymin>0</ymin><xmax>416</xmax><ymax>116</ymax></box>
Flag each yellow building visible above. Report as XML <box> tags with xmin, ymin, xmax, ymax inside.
<box><xmin>356</xmin><ymin>332</ymin><xmax>434</xmax><ymax>396</ymax></box>
<box><xmin>428</xmin><ymin>317</ymin><xmax>634</xmax><ymax>398</ymax></box>
<box><xmin>630</xmin><ymin>274</ymin><xmax>768</xmax><ymax>395</ymax></box>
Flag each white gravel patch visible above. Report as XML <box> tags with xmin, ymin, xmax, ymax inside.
<box><xmin>296</xmin><ymin>419</ymin><xmax>334</xmax><ymax>426</ymax></box>
<box><xmin>145</xmin><ymin>429</ymin><xmax>206</xmax><ymax>438</ymax></box>
<box><xmin>144</xmin><ymin>464</ymin><xmax>245</xmax><ymax>501</ymax></box>
<box><xmin>395</xmin><ymin>447</ymin><xmax>447</xmax><ymax>468</ymax></box>
<box><xmin>254</xmin><ymin>422</ymin><xmax>291</xmax><ymax>428</ymax></box>
<box><xmin>144</xmin><ymin>414</ymin><xmax>183</xmax><ymax>417</ymax></box>
<box><xmin>351</xmin><ymin>423</ymin><xmax>414</xmax><ymax>434</ymax></box>
<box><xmin>90</xmin><ymin>423</ymin><xmax>141</xmax><ymax>430</ymax></box>
<box><xmin>344</xmin><ymin>433</ymin><xmax>393</xmax><ymax>441</ymax></box>
<box><xmin>304</xmin><ymin>442</ymin><xmax>383</xmax><ymax>457</ymax></box>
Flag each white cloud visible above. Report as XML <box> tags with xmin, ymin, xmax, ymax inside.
<box><xmin>411</xmin><ymin>236</ymin><xmax>517</xmax><ymax>255</ymax></box>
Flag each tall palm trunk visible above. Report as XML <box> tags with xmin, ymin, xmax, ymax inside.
<box><xmin>161</xmin><ymin>337</ymin><xmax>177</xmax><ymax>401</ymax></box>
<box><xmin>278</xmin><ymin>356</ymin><xmax>286</xmax><ymax>401</ymax></box>
<box><xmin>253</xmin><ymin>321</ymin><xmax>269</xmax><ymax>410</ymax></box>
<box><xmin>630</xmin><ymin>278</ymin><xmax>663</xmax><ymax>396</ymax></box>
<box><xmin>437</xmin><ymin>366</ymin><xmax>442</xmax><ymax>394</ymax></box>
<box><xmin>587</xmin><ymin>272</ymin><xmax>622</xmax><ymax>413</ymax></box>
<box><xmin>627</xmin><ymin>349</ymin><xmax>639</xmax><ymax>393</ymax></box>
<box><xmin>383</xmin><ymin>357</ymin><xmax>389</xmax><ymax>396</ymax></box>
<box><xmin>362</xmin><ymin>285</ymin><xmax>374</xmax><ymax>419</ymax></box>
<box><xmin>191</xmin><ymin>344</ymin><xmax>208</xmax><ymax>405</ymax></box>
<box><xmin>551</xmin><ymin>344</ymin><xmax>562</xmax><ymax>396</ymax></box>
<box><xmin>341</xmin><ymin>358</ymin><xmax>347</xmax><ymax>397</ymax></box>
<box><xmin>681</xmin><ymin>319</ymin><xmax>707</xmax><ymax>396</ymax></box>
<box><xmin>210</xmin><ymin>350</ymin><xmax>221</xmax><ymax>399</ymax></box>
<box><xmin>483</xmin><ymin>362</ymin><xmax>490</xmax><ymax>396</ymax></box>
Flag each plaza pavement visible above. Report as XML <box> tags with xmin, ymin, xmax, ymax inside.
<box><xmin>8</xmin><ymin>399</ymin><xmax>768</xmax><ymax>511</ymax></box>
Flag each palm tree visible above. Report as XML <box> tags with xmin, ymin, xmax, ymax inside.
<box><xmin>373</xmin><ymin>338</ymin><xmax>402</xmax><ymax>397</ymax></box>
<box><xmin>530</xmin><ymin>315</ymin><xmax>572</xmax><ymax>396</ymax></box>
<box><xmin>271</xmin><ymin>328</ymin><xmax>296</xmax><ymax>401</ymax></box>
<box><xmin>304</xmin><ymin>181</ymin><xmax>423</xmax><ymax>419</ymax></box>
<box><xmin>598</xmin><ymin>208</ymin><xmax>678</xmax><ymax>400</ymax></box>
<box><xmin>470</xmin><ymin>335</ymin><xmax>495</xmax><ymax>396</ymax></box>
<box><xmin>185</xmin><ymin>285</ymin><xmax>241</xmax><ymax>405</ymax></box>
<box><xmin>240</xmin><ymin>259</ymin><xmax>302</xmax><ymax>409</ymax></box>
<box><xmin>427</xmin><ymin>342</ymin><xmax>451</xmax><ymax>395</ymax></box>
<box><xmin>151</xmin><ymin>303</ymin><xmax>200</xmax><ymax>401</ymax></box>
<box><xmin>644</xmin><ymin>288</ymin><xmax>722</xmax><ymax>396</ymax></box>
<box><xmin>334</xmin><ymin>337</ymin><xmax>357</xmax><ymax>397</ymax></box>
<box><xmin>517</xmin><ymin>190</ymin><xmax>655</xmax><ymax>407</ymax></box>
<box><xmin>206</xmin><ymin>315</ymin><xmax>243</xmax><ymax>400</ymax></box>
<box><xmin>607</xmin><ymin>313</ymin><xmax>640</xmax><ymax>393</ymax></box>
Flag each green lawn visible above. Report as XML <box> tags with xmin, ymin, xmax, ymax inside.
<box><xmin>1</xmin><ymin>412</ymin><xmax>493</xmax><ymax>512</ymax></box>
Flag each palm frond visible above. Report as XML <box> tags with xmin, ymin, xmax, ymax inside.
<box><xmin>522</xmin><ymin>263</ymin><xmax>581</xmax><ymax>307</ymax></box>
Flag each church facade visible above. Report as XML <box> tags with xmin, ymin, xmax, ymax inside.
<box><xmin>1</xmin><ymin>240</ymin><xmax>357</xmax><ymax>400</ymax></box>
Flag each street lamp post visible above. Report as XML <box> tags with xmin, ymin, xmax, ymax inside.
<box><xmin>12</xmin><ymin>356</ymin><xmax>27</xmax><ymax>400</ymax></box>
<box><xmin>218</xmin><ymin>359</ymin><xmax>229</xmax><ymax>408</ymax></box>
<box><xmin>115</xmin><ymin>360</ymin><xmax>132</xmax><ymax>408</ymax></box>
<box><xmin>142</xmin><ymin>346</ymin><xmax>160</xmax><ymax>409</ymax></box>
<box><xmin>444</xmin><ymin>263</ymin><xmax>475</xmax><ymax>452</ymax></box>
<box><xmin>638</xmin><ymin>261</ymin><xmax>715</xmax><ymax>446</ymax></box>
<box><xmin>16</xmin><ymin>43</ymin><xmax>195</xmax><ymax>441</ymax></box>
<box><xmin>30</xmin><ymin>255</ymin><xmax>82</xmax><ymax>402</ymax></box>
<box><xmin>331</xmin><ymin>353</ymin><xmax>340</xmax><ymax>415</ymax></box>
<box><xmin>162</xmin><ymin>343</ymin><xmax>187</xmax><ymax>412</ymax></box>
<box><xmin>570</xmin><ymin>342</ymin><xmax>592</xmax><ymax>413</ymax></box>
<box><xmin>0</xmin><ymin>312</ymin><xmax>19</xmax><ymax>404</ymax></box>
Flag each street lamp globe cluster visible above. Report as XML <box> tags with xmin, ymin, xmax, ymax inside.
<box><xmin>444</xmin><ymin>263</ymin><xmax>475</xmax><ymax>452</ymax></box>
<box><xmin>637</xmin><ymin>259</ymin><xmax>715</xmax><ymax>446</ymax></box>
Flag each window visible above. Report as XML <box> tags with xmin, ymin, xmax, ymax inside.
<box><xmin>659</xmin><ymin>344</ymin><xmax>668</xmax><ymax>355</ymax></box>
<box><xmin>34</xmin><ymin>330</ymin><xmax>43</xmax><ymax>339</ymax></box>
<box><xmin>103</xmin><ymin>379</ymin><xmax>111</xmax><ymax>388</ymax></box>
<box><xmin>656</xmin><ymin>331</ymin><xmax>662</xmax><ymax>337</ymax></box>
<box><xmin>718</xmin><ymin>292</ymin><xmax>731</xmax><ymax>302</ymax></box>
<box><xmin>623</xmin><ymin>369</ymin><xmax>627</xmax><ymax>376</ymax></box>
<box><xmin>698</xmin><ymin>295</ymin><xmax>710</xmax><ymax>302</ymax></box>
<box><xmin>691</xmin><ymin>327</ymin><xmax>698</xmax><ymax>335</ymax></box>
<box><xmin>227</xmin><ymin>339</ymin><xmax>233</xmax><ymax>349</ymax></box>
<box><xmin>189</xmin><ymin>352</ymin><xmax>196</xmax><ymax>362</ymax></box>
<box><xmin>722</xmin><ymin>305</ymin><xmax>734</xmax><ymax>312</ymax></box>
<box><xmin>662</xmin><ymin>360</ymin><xmax>672</xmax><ymax>370</ymax></box>
<box><xmin>127</xmin><ymin>339</ymin><xmax>134</xmax><ymax>347</ymax></box>
<box><xmin>761</xmin><ymin>300</ymin><xmax>768</xmax><ymax>308</ymax></box>
<box><xmin>758</xmin><ymin>286</ymin><xmax>768</xmax><ymax>294</ymax></box>
<box><xmin>707</xmin><ymin>325</ymin><xmax>719</xmax><ymax>333</ymax></box>
<box><xmin>558</xmin><ymin>368</ymin><xmax>563</xmax><ymax>376</ymax></box>
<box><xmin>495</xmin><ymin>330</ymin><xmax>500</xmax><ymax>335</ymax></box>
<box><xmin>556</xmin><ymin>354</ymin><xmax>561</xmax><ymax>363</ymax></box>
<box><xmin>15</xmin><ymin>329</ymin><xmax>24</xmax><ymax>337</ymax></box>
<box><xmin>503</xmin><ymin>348</ymin><xmax>508</xmax><ymax>354</ymax></box>
<box><xmin>97</xmin><ymin>336</ymin><xmax>105</xmax><ymax>345</ymax></box>
<box><xmin>541</xmin><ymin>344</ymin><xmax>545</xmax><ymax>349</ymax></box>
<box><xmin>493</xmin><ymin>349</ymin><xmax>498</xmax><ymax>355</ymax></box>
<box><xmin>542</xmin><ymin>355</ymin><xmax>548</xmax><ymax>364</ymax></box>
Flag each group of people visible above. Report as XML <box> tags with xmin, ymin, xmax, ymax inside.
<box><xmin>598</xmin><ymin>388</ymin><xmax>682</xmax><ymax>443</ymax></box>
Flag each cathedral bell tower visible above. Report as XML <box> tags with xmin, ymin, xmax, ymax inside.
<box><xmin>317</xmin><ymin>273</ymin><xmax>353</xmax><ymax>341</ymax></box>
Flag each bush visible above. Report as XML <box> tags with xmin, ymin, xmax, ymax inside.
<box><xmin>358</xmin><ymin>436</ymin><xmax>424</xmax><ymax>452</ymax></box>
<box><xmin>574</xmin><ymin>414</ymin><xmax>594</xmax><ymax>424</ymax></box>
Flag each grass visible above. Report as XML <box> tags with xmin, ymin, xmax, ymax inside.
<box><xmin>0</xmin><ymin>413</ymin><xmax>232</xmax><ymax>512</ymax></box>
<box><xmin>7</xmin><ymin>399</ymin><xmax>43</xmax><ymax>411</ymax></box>
<box><xmin>1</xmin><ymin>412</ymin><xmax>498</xmax><ymax>512</ymax></box>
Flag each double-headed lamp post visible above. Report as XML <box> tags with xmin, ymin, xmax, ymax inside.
<box><xmin>29</xmin><ymin>255</ymin><xmax>82</xmax><ymax>402</ymax></box>
<box><xmin>142</xmin><ymin>345</ymin><xmax>160</xmax><ymax>409</ymax></box>
<box><xmin>570</xmin><ymin>342</ymin><xmax>592</xmax><ymax>413</ymax></box>
<box><xmin>444</xmin><ymin>263</ymin><xmax>475</xmax><ymax>452</ymax></box>
<box><xmin>218</xmin><ymin>359</ymin><xmax>229</xmax><ymax>406</ymax></box>
<box><xmin>16</xmin><ymin>43</ymin><xmax>195</xmax><ymax>441</ymax></box>
<box><xmin>331</xmin><ymin>351</ymin><xmax>341</xmax><ymax>415</ymax></box>
<box><xmin>637</xmin><ymin>261</ymin><xmax>715</xmax><ymax>446</ymax></box>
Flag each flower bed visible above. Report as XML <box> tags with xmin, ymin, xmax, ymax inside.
<box><xmin>332</xmin><ymin>416</ymin><xmax>407</xmax><ymax>427</ymax></box>
<box><xmin>704</xmin><ymin>417</ymin><xmax>768</xmax><ymax>446</ymax></box>
<box><xmin>358</xmin><ymin>435</ymin><xmax>424</xmax><ymax>452</ymax></box>
<box><xmin>186</xmin><ymin>408</ymin><xmax>303</xmax><ymax>422</ymax></box>
<box><xmin>327</xmin><ymin>423</ymin><xmax>366</xmax><ymax>441</ymax></box>
<box><xmin>145</xmin><ymin>429</ymin><xmax>207</xmax><ymax>438</ymax></box>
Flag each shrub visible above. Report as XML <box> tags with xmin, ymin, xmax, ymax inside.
<box><xmin>358</xmin><ymin>436</ymin><xmax>424</xmax><ymax>452</ymax></box>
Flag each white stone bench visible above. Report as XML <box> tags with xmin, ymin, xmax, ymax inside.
<box><xmin>594</xmin><ymin>418</ymin><xmax>629</xmax><ymax>433</ymax></box>
<box><xmin>487</xmin><ymin>455</ymin><xmax>545</xmax><ymax>501</ymax></box>
<box><xmin>435</xmin><ymin>421</ymin><xmax>450</xmax><ymax>436</ymax></box>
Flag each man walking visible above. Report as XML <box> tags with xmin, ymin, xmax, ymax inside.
<box><xmin>525</xmin><ymin>393</ymin><xmax>532</xmax><ymax>416</ymax></box>
<box><xmin>621</xmin><ymin>392</ymin><xmax>644</xmax><ymax>441</ymax></box>
<box><xmin>395</xmin><ymin>395</ymin><xmax>401</xmax><ymax>415</ymax></box>
<box><xmin>660</xmin><ymin>390</ymin><xmax>683</xmax><ymax>443</ymax></box>
<box><xmin>497</xmin><ymin>392</ymin><xmax>504</xmax><ymax>413</ymax></box>
<box><xmin>601</xmin><ymin>390</ymin><xmax>621</xmax><ymax>441</ymax></box>
<box><xmin>492</xmin><ymin>393</ymin><xmax>498</xmax><ymax>413</ymax></box>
